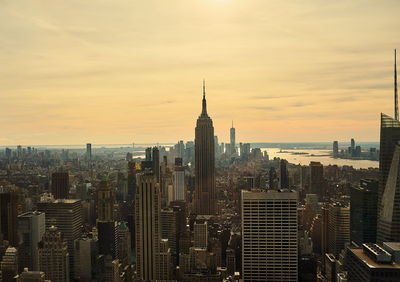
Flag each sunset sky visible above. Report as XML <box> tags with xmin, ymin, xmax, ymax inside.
<box><xmin>1</xmin><ymin>0</ymin><xmax>400</xmax><ymax>145</ymax></box>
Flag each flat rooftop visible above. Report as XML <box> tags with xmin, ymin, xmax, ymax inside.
<box><xmin>351</xmin><ymin>248</ymin><xmax>400</xmax><ymax>269</ymax></box>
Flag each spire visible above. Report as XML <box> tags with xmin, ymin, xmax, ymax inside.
<box><xmin>395</xmin><ymin>49</ymin><xmax>398</xmax><ymax>120</ymax></box>
<box><xmin>232</xmin><ymin>120</ymin><xmax>234</xmax><ymax>128</ymax></box>
<box><xmin>201</xmin><ymin>79</ymin><xmax>208</xmax><ymax>117</ymax></box>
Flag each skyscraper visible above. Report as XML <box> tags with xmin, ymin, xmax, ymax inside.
<box><xmin>377</xmin><ymin>51</ymin><xmax>400</xmax><ymax>243</ymax></box>
<box><xmin>17</xmin><ymin>211</ymin><xmax>46</xmax><ymax>271</ymax></box>
<box><xmin>241</xmin><ymin>190</ymin><xmax>298</xmax><ymax>281</ymax></box>
<box><xmin>37</xmin><ymin>199</ymin><xmax>82</xmax><ymax>279</ymax></box>
<box><xmin>350</xmin><ymin>179</ymin><xmax>378</xmax><ymax>245</ymax></box>
<box><xmin>135</xmin><ymin>171</ymin><xmax>161</xmax><ymax>280</ymax></box>
<box><xmin>51</xmin><ymin>172</ymin><xmax>69</xmax><ymax>199</ymax></box>
<box><xmin>230</xmin><ymin>121</ymin><xmax>236</xmax><ymax>156</ymax></box>
<box><xmin>327</xmin><ymin>202</ymin><xmax>350</xmax><ymax>256</ymax></box>
<box><xmin>333</xmin><ymin>141</ymin><xmax>339</xmax><ymax>158</ymax></box>
<box><xmin>173</xmin><ymin>158</ymin><xmax>185</xmax><ymax>201</ymax></box>
<box><xmin>95</xmin><ymin>179</ymin><xmax>115</xmax><ymax>222</ymax></box>
<box><xmin>194</xmin><ymin>81</ymin><xmax>216</xmax><ymax>215</ymax></box>
<box><xmin>38</xmin><ymin>226</ymin><xmax>70</xmax><ymax>282</ymax></box>
<box><xmin>1</xmin><ymin>247</ymin><xmax>19</xmax><ymax>281</ymax></box>
<box><xmin>309</xmin><ymin>161</ymin><xmax>324</xmax><ymax>200</ymax></box>
<box><xmin>86</xmin><ymin>143</ymin><xmax>92</xmax><ymax>161</ymax></box>
<box><xmin>280</xmin><ymin>159</ymin><xmax>289</xmax><ymax>189</ymax></box>
<box><xmin>0</xmin><ymin>189</ymin><xmax>18</xmax><ymax>246</ymax></box>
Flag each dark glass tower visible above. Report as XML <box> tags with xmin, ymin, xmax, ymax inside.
<box><xmin>377</xmin><ymin>114</ymin><xmax>400</xmax><ymax>243</ymax></box>
<box><xmin>350</xmin><ymin>179</ymin><xmax>378</xmax><ymax>245</ymax></box>
<box><xmin>194</xmin><ymin>81</ymin><xmax>216</xmax><ymax>215</ymax></box>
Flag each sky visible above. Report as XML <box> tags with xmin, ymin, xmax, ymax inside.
<box><xmin>1</xmin><ymin>0</ymin><xmax>400</xmax><ymax>145</ymax></box>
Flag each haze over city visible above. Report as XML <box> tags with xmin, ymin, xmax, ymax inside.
<box><xmin>1</xmin><ymin>0</ymin><xmax>400</xmax><ymax>145</ymax></box>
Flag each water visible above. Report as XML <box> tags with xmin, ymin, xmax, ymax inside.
<box><xmin>264</xmin><ymin>148</ymin><xmax>378</xmax><ymax>169</ymax></box>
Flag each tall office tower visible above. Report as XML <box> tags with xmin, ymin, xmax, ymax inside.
<box><xmin>280</xmin><ymin>159</ymin><xmax>289</xmax><ymax>189</ymax></box>
<box><xmin>173</xmin><ymin>158</ymin><xmax>185</xmax><ymax>201</ymax></box>
<box><xmin>214</xmin><ymin>136</ymin><xmax>219</xmax><ymax>157</ymax></box>
<box><xmin>152</xmin><ymin>146</ymin><xmax>160</xmax><ymax>182</ymax></box>
<box><xmin>97</xmin><ymin>221</ymin><xmax>116</xmax><ymax>258</ymax></box>
<box><xmin>377</xmin><ymin>54</ymin><xmax>400</xmax><ymax>243</ymax></box>
<box><xmin>194</xmin><ymin>219</ymin><xmax>208</xmax><ymax>249</ymax></box>
<box><xmin>74</xmin><ymin>236</ymin><xmax>98</xmax><ymax>282</ymax></box>
<box><xmin>176</xmin><ymin>140</ymin><xmax>185</xmax><ymax>159</ymax></box>
<box><xmin>86</xmin><ymin>143</ymin><xmax>92</xmax><ymax>161</ymax></box>
<box><xmin>230</xmin><ymin>121</ymin><xmax>236</xmax><ymax>156</ymax></box>
<box><xmin>135</xmin><ymin>171</ymin><xmax>161</xmax><ymax>280</ymax></box>
<box><xmin>95</xmin><ymin>179</ymin><xmax>115</xmax><ymax>222</ymax></box>
<box><xmin>127</xmin><ymin>161</ymin><xmax>138</xmax><ymax>197</ymax></box>
<box><xmin>159</xmin><ymin>239</ymin><xmax>172</xmax><ymax>280</ymax></box>
<box><xmin>160</xmin><ymin>209</ymin><xmax>177</xmax><ymax>256</ymax></box>
<box><xmin>38</xmin><ymin>226</ymin><xmax>70</xmax><ymax>282</ymax></box>
<box><xmin>241</xmin><ymin>190</ymin><xmax>298</xmax><ymax>281</ymax></box>
<box><xmin>194</xmin><ymin>81</ymin><xmax>216</xmax><ymax>215</ymax></box>
<box><xmin>327</xmin><ymin>203</ymin><xmax>350</xmax><ymax>256</ymax></box>
<box><xmin>351</xmin><ymin>138</ymin><xmax>355</xmax><ymax>153</ymax></box>
<box><xmin>37</xmin><ymin>199</ymin><xmax>82</xmax><ymax>279</ymax></box>
<box><xmin>0</xmin><ymin>189</ymin><xmax>18</xmax><ymax>246</ymax></box>
<box><xmin>333</xmin><ymin>141</ymin><xmax>339</xmax><ymax>158</ymax></box>
<box><xmin>350</xmin><ymin>179</ymin><xmax>378</xmax><ymax>245</ymax></box>
<box><xmin>17</xmin><ymin>211</ymin><xmax>46</xmax><ymax>271</ymax></box>
<box><xmin>16</xmin><ymin>269</ymin><xmax>48</xmax><ymax>282</ymax></box>
<box><xmin>378</xmin><ymin>114</ymin><xmax>400</xmax><ymax>239</ymax></box>
<box><xmin>309</xmin><ymin>161</ymin><xmax>324</xmax><ymax>200</ymax></box>
<box><xmin>116</xmin><ymin>222</ymin><xmax>131</xmax><ymax>267</ymax></box>
<box><xmin>1</xmin><ymin>247</ymin><xmax>18</xmax><ymax>281</ymax></box>
<box><xmin>345</xmin><ymin>243</ymin><xmax>400</xmax><ymax>281</ymax></box>
<box><xmin>226</xmin><ymin>248</ymin><xmax>236</xmax><ymax>276</ymax></box>
<box><xmin>145</xmin><ymin>147</ymin><xmax>152</xmax><ymax>161</ymax></box>
<box><xmin>51</xmin><ymin>172</ymin><xmax>69</xmax><ymax>199</ymax></box>
<box><xmin>378</xmin><ymin>144</ymin><xmax>400</xmax><ymax>243</ymax></box>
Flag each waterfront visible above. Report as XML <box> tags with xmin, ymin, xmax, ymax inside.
<box><xmin>264</xmin><ymin>148</ymin><xmax>378</xmax><ymax>169</ymax></box>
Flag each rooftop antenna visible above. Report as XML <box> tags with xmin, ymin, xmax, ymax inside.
<box><xmin>395</xmin><ymin>49</ymin><xmax>398</xmax><ymax>120</ymax></box>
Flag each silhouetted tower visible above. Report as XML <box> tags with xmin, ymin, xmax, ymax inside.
<box><xmin>194</xmin><ymin>80</ymin><xmax>216</xmax><ymax>215</ymax></box>
<box><xmin>51</xmin><ymin>172</ymin><xmax>69</xmax><ymax>199</ymax></box>
<box><xmin>395</xmin><ymin>49</ymin><xmax>398</xmax><ymax>120</ymax></box>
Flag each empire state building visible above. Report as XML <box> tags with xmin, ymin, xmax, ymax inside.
<box><xmin>194</xmin><ymin>81</ymin><xmax>216</xmax><ymax>215</ymax></box>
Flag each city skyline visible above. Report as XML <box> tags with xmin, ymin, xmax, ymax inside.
<box><xmin>1</xmin><ymin>0</ymin><xmax>400</xmax><ymax>145</ymax></box>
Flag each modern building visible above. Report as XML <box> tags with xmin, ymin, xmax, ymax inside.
<box><xmin>280</xmin><ymin>159</ymin><xmax>289</xmax><ymax>189</ymax></box>
<box><xmin>135</xmin><ymin>171</ymin><xmax>161</xmax><ymax>280</ymax></box>
<box><xmin>350</xmin><ymin>179</ymin><xmax>378</xmax><ymax>245</ymax></box>
<box><xmin>333</xmin><ymin>141</ymin><xmax>339</xmax><ymax>158</ymax></box>
<box><xmin>345</xmin><ymin>243</ymin><xmax>400</xmax><ymax>281</ymax></box>
<box><xmin>1</xmin><ymin>247</ymin><xmax>19</xmax><ymax>281</ymax></box>
<box><xmin>160</xmin><ymin>209</ymin><xmax>177</xmax><ymax>256</ymax></box>
<box><xmin>86</xmin><ymin>143</ymin><xmax>92</xmax><ymax>161</ymax></box>
<box><xmin>194</xmin><ymin>219</ymin><xmax>208</xmax><ymax>249</ymax></box>
<box><xmin>74</xmin><ymin>236</ymin><xmax>99</xmax><ymax>282</ymax></box>
<box><xmin>230</xmin><ymin>121</ymin><xmax>236</xmax><ymax>156</ymax></box>
<box><xmin>241</xmin><ymin>189</ymin><xmax>298</xmax><ymax>281</ymax></box>
<box><xmin>378</xmin><ymin>113</ymin><xmax>400</xmax><ymax>243</ymax></box>
<box><xmin>116</xmin><ymin>222</ymin><xmax>131</xmax><ymax>268</ymax></box>
<box><xmin>173</xmin><ymin>158</ymin><xmax>185</xmax><ymax>201</ymax></box>
<box><xmin>309</xmin><ymin>161</ymin><xmax>324</xmax><ymax>200</ymax></box>
<box><xmin>152</xmin><ymin>146</ymin><xmax>160</xmax><ymax>183</ymax></box>
<box><xmin>0</xmin><ymin>189</ymin><xmax>18</xmax><ymax>246</ymax></box>
<box><xmin>16</xmin><ymin>269</ymin><xmax>49</xmax><ymax>282</ymax></box>
<box><xmin>194</xmin><ymin>81</ymin><xmax>216</xmax><ymax>215</ymax></box>
<box><xmin>38</xmin><ymin>226</ymin><xmax>69</xmax><ymax>282</ymax></box>
<box><xmin>328</xmin><ymin>202</ymin><xmax>350</xmax><ymax>256</ymax></box>
<box><xmin>95</xmin><ymin>179</ymin><xmax>115</xmax><ymax>222</ymax></box>
<box><xmin>17</xmin><ymin>211</ymin><xmax>46</xmax><ymax>271</ymax></box>
<box><xmin>51</xmin><ymin>172</ymin><xmax>69</xmax><ymax>199</ymax></box>
<box><xmin>37</xmin><ymin>199</ymin><xmax>82</xmax><ymax>279</ymax></box>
